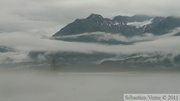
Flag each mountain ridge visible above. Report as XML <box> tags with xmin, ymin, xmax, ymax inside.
<box><xmin>53</xmin><ymin>13</ymin><xmax>153</xmax><ymax>37</ymax></box>
<box><xmin>52</xmin><ymin>13</ymin><xmax>180</xmax><ymax>45</ymax></box>
<box><xmin>53</xmin><ymin>13</ymin><xmax>180</xmax><ymax>37</ymax></box>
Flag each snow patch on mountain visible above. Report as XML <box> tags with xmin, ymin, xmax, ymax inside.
<box><xmin>127</xmin><ymin>18</ymin><xmax>154</xmax><ymax>28</ymax></box>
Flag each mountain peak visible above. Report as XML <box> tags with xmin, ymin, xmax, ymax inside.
<box><xmin>53</xmin><ymin>14</ymin><xmax>180</xmax><ymax>37</ymax></box>
<box><xmin>86</xmin><ymin>13</ymin><xmax>103</xmax><ymax>19</ymax></box>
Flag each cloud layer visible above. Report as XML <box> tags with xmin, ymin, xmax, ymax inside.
<box><xmin>0</xmin><ymin>29</ymin><xmax>180</xmax><ymax>64</ymax></box>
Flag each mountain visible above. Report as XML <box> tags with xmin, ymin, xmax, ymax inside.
<box><xmin>145</xmin><ymin>16</ymin><xmax>180</xmax><ymax>35</ymax></box>
<box><xmin>52</xmin><ymin>13</ymin><xmax>180</xmax><ymax>44</ymax></box>
<box><xmin>0</xmin><ymin>46</ymin><xmax>14</xmax><ymax>53</ymax></box>
<box><xmin>53</xmin><ymin>13</ymin><xmax>154</xmax><ymax>37</ymax></box>
<box><xmin>101</xmin><ymin>54</ymin><xmax>180</xmax><ymax>69</ymax></box>
<box><xmin>28</xmin><ymin>51</ymin><xmax>180</xmax><ymax>69</ymax></box>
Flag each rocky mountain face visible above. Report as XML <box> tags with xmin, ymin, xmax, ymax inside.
<box><xmin>53</xmin><ymin>14</ymin><xmax>180</xmax><ymax>36</ymax></box>
<box><xmin>53</xmin><ymin>14</ymin><xmax>143</xmax><ymax>37</ymax></box>
<box><xmin>52</xmin><ymin>14</ymin><xmax>180</xmax><ymax>45</ymax></box>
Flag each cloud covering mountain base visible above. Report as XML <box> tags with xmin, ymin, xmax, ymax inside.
<box><xmin>0</xmin><ymin>27</ymin><xmax>180</xmax><ymax>69</ymax></box>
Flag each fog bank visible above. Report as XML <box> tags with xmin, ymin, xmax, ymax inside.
<box><xmin>0</xmin><ymin>71</ymin><xmax>180</xmax><ymax>101</ymax></box>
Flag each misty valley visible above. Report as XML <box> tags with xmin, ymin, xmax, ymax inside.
<box><xmin>0</xmin><ymin>14</ymin><xmax>180</xmax><ymax>71</ymax></box>
<box><xmin>1</xmin><ymin>1</ymin><xmax>180</xmax><ymax>100</ymax></box>
<box><xmin>0</xmin><ymin>0</ymin><xmax>180</xmax><ymax>101</ymax></box>
<box><xmin>1</xmin><ymin>0</ymin><xmax>180</xmax><ymax>100</ymax></box>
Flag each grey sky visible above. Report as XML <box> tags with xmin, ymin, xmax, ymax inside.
<box><xmin>1</xmin><ymin>0</ymin><xmax>180</xmax><ymax>35</ymax></box>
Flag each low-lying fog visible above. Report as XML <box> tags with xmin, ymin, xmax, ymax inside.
<box><xmin>0</xmin><ymin>70</ymin><xmax>180</xmax><ymax>101</ymax></box>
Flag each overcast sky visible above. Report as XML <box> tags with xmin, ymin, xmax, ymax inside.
<box><xmin>1</xmin><ymin>0</ymin><xmax>180</xmax><ymax>36</ymax></box>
